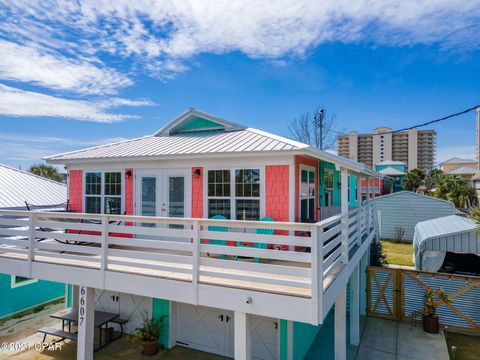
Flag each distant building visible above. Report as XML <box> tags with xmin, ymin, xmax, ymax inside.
<box><xmin>375</xmin><ymin>160</ymin><xmax>407</xmax><ymax>193</ymax></box>
<box><xmin>337</xmin><ymin>127</ymin><xmax>436</xmax><ymax>172</ymax></box>
<box><xmin>440</xmin><ymin>157</ymin><xmax>478</xmax><ymax>180</ymax></box>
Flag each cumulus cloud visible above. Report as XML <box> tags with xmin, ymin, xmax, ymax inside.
<box><xmin>0</xmin><ymin>84</ymin><xmax>152</xmax><ymax>122</ymax></box>
<box><xmin>0</xmin><ymin>40</ymin><xmax>132</xmax><ymax>95</ymax></box>
<box><xmin>1</xmin><ymin>1</ymin><xmax>479</xmax><ymax>79</ymax></box>
<box><xmin>0</xmin><ymin>1</ymin><xmax>479</xmax><ymax>120</ymax></box>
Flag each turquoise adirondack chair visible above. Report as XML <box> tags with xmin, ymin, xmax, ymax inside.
<box><xmin>237</xmin><ymin>216</ymin><xmax>275</xmax><ymax>263</ymax></box>
<box><xmin>207</xmin><ymin>214</ymin><xmax>228</xmax><ymax>259</ymax></box>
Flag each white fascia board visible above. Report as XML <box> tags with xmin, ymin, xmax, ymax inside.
<box><xmin>44</xmin><ymin>149</ymin><xmax>299</xmax><ymax>166</ymax></box>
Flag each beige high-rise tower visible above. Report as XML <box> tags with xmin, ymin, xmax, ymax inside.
<box><xmin>337</xmin><ymin>127</ymin><xmax>436</xmax><ymax>172</ymax></box>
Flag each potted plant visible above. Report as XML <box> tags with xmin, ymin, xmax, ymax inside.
<box><xmin>422</xmin><ymin>288</ymin><xmax>450</xmax><ymax>334</ymax></box>
<box><xmin>133</xmin><ymin>314</ymin><xmax>163</xmax><ymax>356</ymax></box>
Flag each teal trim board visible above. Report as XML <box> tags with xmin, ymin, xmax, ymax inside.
<box><xmin>279</xmin><ymin>319</ymin><xmax>288</xmax><ymax>360</ymax></box>
<box><xmin>349</xmin><ymin>175</ymin><xmax>358</xmax><ymax>207</ymax></box>
<box><xmin>67</xmin><ymin>284</ymin><xmax>73</xmax><ymax>307</ymax></box>
<box><xmin>318</xmin><ymin>162</ymin><xmax>340</xmax><ymax>207</ymax></box>
<box><xmin>152</xmin><ymin>298</ymin><xmax>170</xmax><ymax>348</ymax></box>
<box><xmin>0</xmin><ymin>274</ymin><xmax>64</xmax><ymax>318</ymax></box>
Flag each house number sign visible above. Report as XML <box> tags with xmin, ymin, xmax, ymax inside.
<box><xmin>79</xmin><ymin>286</ymin><xmax>86</xmax><ymax>326</ymax></box>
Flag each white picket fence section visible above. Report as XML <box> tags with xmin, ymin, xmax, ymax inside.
<box><xmin>0</xmin><ymin>201</ymin><xmax>376</xmax><ymax>323</ymax></box>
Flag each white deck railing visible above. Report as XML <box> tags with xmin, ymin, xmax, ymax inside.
<box><xmin>0</xmin><ymin>201</ymin><xmax>376</xmax><ymax>324</ymax></box>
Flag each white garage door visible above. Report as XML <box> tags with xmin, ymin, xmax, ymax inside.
<box><xmin>175</xmin><ymin>303</ymin><xmax>278</xmax><ymax>359</ymax></box>
<box><xmin>95</xmin><ymin>290</ymin><xmax>152</xmax><ymax>334</ymax></box>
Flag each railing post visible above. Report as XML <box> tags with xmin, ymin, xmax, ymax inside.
<box><xmin>101</xmin><ymin>215</ymin><xmax>108</xmax><ymax>288</ymax></box>
<box><xmin>356</xmin><ymin>207</ymin><xmax>362</xmax><ymax>247</ymax></box>
<box><xmin>311</xmin><ymin>224</ymin><xmax>318</xmax><ymax>323</ymax></box>
<box><xmin>340</xmin><ymin>167</ymin><xmax>349</xmax><ymax>264</ymax></box>
<box><xmin>28</xmin><ymin>212</ymin><xmax>35</xmax><ymax>278</ymax></box>
<box><xmin>192</xmin><ymin>220</ymin><xmax>200</xmax><ymax>305</ymax></box>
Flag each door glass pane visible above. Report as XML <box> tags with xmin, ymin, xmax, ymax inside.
<box><xmin>105</xmin><ymin>197</ymin><xmax>121</xmax><ymax>214</ymax></box>
<box><xmin>141</xmin><ymin>177</ymin><xmax>156</xmax><ymax>217</ymax></box>
<box><xmin>169</xmin><ymin>177</ymin><xmax>184</xmax><ymax>218</ymax></box>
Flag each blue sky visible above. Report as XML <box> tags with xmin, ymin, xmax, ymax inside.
<box><xmin>1</xmin><ymin>1</ymin><xmax>480</xmax><ymax>169</ymax></box>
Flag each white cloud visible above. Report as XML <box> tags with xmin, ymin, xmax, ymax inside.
<box><xmin>0</xmin><ymin>40</ymin><xmax>132</xmax><ymax>95</ymax></box>
<box><xmin>437</xmin><ymin>145</ymin><xmax>477</xmax><ymax>164</ymax></box>
<box><xmin>1</xmin><ymin>1</ymin><xmax>479</xmax><ymax>81</ymax></box>
<box><xmin>0</xmin><ymin>84</ymin><xmax>152</xmax><ymax>123</ymax></box>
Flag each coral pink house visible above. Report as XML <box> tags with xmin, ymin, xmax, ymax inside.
<box><xmin>0</xmin><ymin>109</ymin><xmax>380</xmax><ymax>360</ymax></box>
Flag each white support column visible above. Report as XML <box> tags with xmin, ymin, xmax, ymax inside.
<box><xmin>77</xmin><ymin>286</ymin><xmax>95</xmax><ymax>360</ymax></box>
<box><xmin>334</xmin><ymin>288</ymin><xmax>347</xmax><ymax>360</ymax></box>
<box><xmin>349</xmin><ymin>266</ymin><xmax>360</xmax><ymax>346</ymax></box>
<box><xmin>360</xmin><ymin>254</ymin><xmax>367</xmax><ymax>316</ymax></box>
<box><xmin>234</xmin><ymin>312</ymin><xmax>251</xmax><ymax>360</ymax></box>
<box><xmin>340</xmin><ymin>167</ymin><xmax>349</xmax><ymax>263</ymax></box>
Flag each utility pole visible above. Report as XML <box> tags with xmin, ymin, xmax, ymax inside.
<box><xmin>314</xmin><ymin>108</ymin><xmax>325</xmax><ymax>150</ymax></box>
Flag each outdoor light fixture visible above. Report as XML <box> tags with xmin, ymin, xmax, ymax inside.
<box><xmin>194</xmin><ymin>168</ymin><xmax>201</xmax><ymax>178</ymax></box>
<box><xmin>125</xmin><ymin>170</ymin><xmax>132</xmax><ymax>178</ymax></box>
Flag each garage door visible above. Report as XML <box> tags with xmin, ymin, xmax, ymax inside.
<box><xmin>175</xmin><ymin>303</ymin><xmax>278</xmax><ymax>359</ymax></box>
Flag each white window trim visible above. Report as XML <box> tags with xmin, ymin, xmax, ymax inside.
<box><xmin>299</xmin><ymin>164</ymin><xmax>316</xmax><ymax>222</ymax></box>
<box><xmin>204</xmin><ymin>166</ymin><xmax>265</xmax><ymax>220</ymax></box>
<box><xmin>83</xmin><ymin>170</ymin><xmax>125</xmax><ymax>214</ymax></box>
<box><xmin>11</xmin><ymin>275</ymin><xmax>38</xmax><ymax>288</ymax></box>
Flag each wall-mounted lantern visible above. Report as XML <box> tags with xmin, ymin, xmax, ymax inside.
<box><xmin>193</xmin><ymin>168</ymin><xmax>202</xmax><ymax>178</ymax></box>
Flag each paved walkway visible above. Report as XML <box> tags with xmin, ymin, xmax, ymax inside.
<box><xmin>356</xmin><ymin>317</ymin><xmax>450</xmax><ymax>360</ymax></box>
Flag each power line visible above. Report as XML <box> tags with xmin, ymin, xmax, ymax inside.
<box><xmin>333</xmin><ymin>105</ymin><xmax>480</xmax><ymax>136</ymax></box>
<box><xmin>387</xmin><ymin>105</ymin><xmax>480</xmax><ymax>134</ymax></box>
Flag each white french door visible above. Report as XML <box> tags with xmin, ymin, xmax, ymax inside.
<box><xmin>135</xmin><ymin>169</ymin><xmax>191</xmax><ymax>219</ymax></box>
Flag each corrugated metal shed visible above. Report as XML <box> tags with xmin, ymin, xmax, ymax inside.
<box><xmin>373</xmin><ymin>191</ymin><xmax>456</xmax><ymax>241</ymax></box>
<box><xmin>414</xmin><ymin>215</ymin><xmax>480</xmax><ymax>254</ymax></box>
<box><xmin>0</xmin><ymin>164</ymin><xmax>67</xmax><ymax>209</ymax></box>
<box><xmin>413</xmin><ymin>215</ymin><xmax>480</xmax><ymax>271</ymax></box>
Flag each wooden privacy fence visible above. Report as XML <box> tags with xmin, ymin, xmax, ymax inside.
<box><xmin>368</xmin><ymin>266</ymin><xmax>480</xmax><ymax>333</ymax></box>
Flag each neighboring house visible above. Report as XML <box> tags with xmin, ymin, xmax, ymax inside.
<box><xmin>372</xmin><ymin>191</ymin><xmax>456</xmax><ymax>241</ymax></box>
<box><xmin>375</xmin><ymin>160</ymin><xmax>406</xmax><ymax>193</ymax></box>
<box><xmin>440</xmin><ymin>157</ymin><xmax>479</xmax><ymax>180</ymax></box>
<box><xmin>0</xmin><ymin>164</ymin><xmax>66</xmax><ymax>318</ymax></box>
<box><xmin>0</xmin><ymin>109</ymin><xmax>381</xmax><ymax>360</ymax></box>
<box><xmin>413</xmin><ymin>215</ymin><xmax>480</xmax><ymax>273</ymax></box>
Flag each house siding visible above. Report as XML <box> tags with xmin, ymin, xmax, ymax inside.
<box><xmin>125</xmin><ymin>168</ymin><xmax>134</xmax><ymax>215</ymax></box>
<box><xmin>0</xmin><ymin>274</ymin><xmax>64</xmax><ymax>318</ymax></box>
<box><xmin>265</xmin><ymin>165</ymin><xmax>289</xmax><ymax>222</ymax></box>
<box><xmin>69</xmin><ymin>169</ymin><xmax>83</xmax><ymax>212</ymax></box>
<box><xmin>374</xmin><ymin>191</ymin><xmax>456</xmax><ymax>240</ymax></box>
<box><xmin>192</xmin><ymin>167</ymin><xmax>204</xmax><ymax>218</ymax></box>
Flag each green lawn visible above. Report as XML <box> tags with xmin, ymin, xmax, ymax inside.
<box><xmin>446</xmin><ymin>332</ymin><xmax>480</xmax><ymax>360</ymax></box>
<box><xmin>381</xmin><ymin>240</ymin><xmax>414</xmax><ymax>266</ymax></box>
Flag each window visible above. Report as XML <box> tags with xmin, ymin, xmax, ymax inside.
<box><xmin>85</xmin><ymin>172</ymin><xmax>122</xmax><ymax>214</ymax></box>
<box><xmin>207</xmin><ymin>168</ymin><xmax>261</xmax><ymax>220</ymax></box>
<box><xmin>300</xmin><ymin>167</ymin><xmax>315</xmax><ymax>223</ymax></box>
<box><xmin>11</xmin><ymin>276</ymin><xmax>37</xmax><ymax>288</ymax></box>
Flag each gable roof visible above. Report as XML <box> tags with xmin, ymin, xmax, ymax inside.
<box><xmin>440</xmin><ymin>157</ymin><xmax>477</xmax><ymax>165</ymax></box>
<box><xmin>372</xmin><ymin>190</ymin><xmax>456</xmax><ymax>207</ymax></box>
<box><xmin>154</xmin><ymin>108</ymin><xmax>246</xmax><ymax>135</ymax></box>
<box><xmin>377</xmin><ymin>166</ymin><xmax>405</xmax><ymax>176</ymax></box>
<box><xmin>446</xmin><ymin>166</ymin><xmax>478</xmax><ymax>175</ymax></box>
<box><xmin>376</xmin><ymin>160</ymin><xmax>406</xmax><ymax>166</ymax></box>
<box><xmin>44</xmin><ymin>108</ymin><xmax>377</xmax><ymax>176</ymax></box>
<box><xmin>0</xmin><ymin>164</ymin><xmax>67</xmax><ymax>209</ymax></box>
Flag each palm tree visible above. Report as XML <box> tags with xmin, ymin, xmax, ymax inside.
<box><xmin>29</xmin><ymin>164</ymin><xmax>64</xmax><ymax>183</ymax></box>
<box><xmin>403</xmin><ymin>168</ymin><xmax>425</xmax><ymax>192</ymax></box>
<box><xmin>433</xmin><ymin>174</ymin><xmax>475</xmax><ymax>208</ymax></box>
